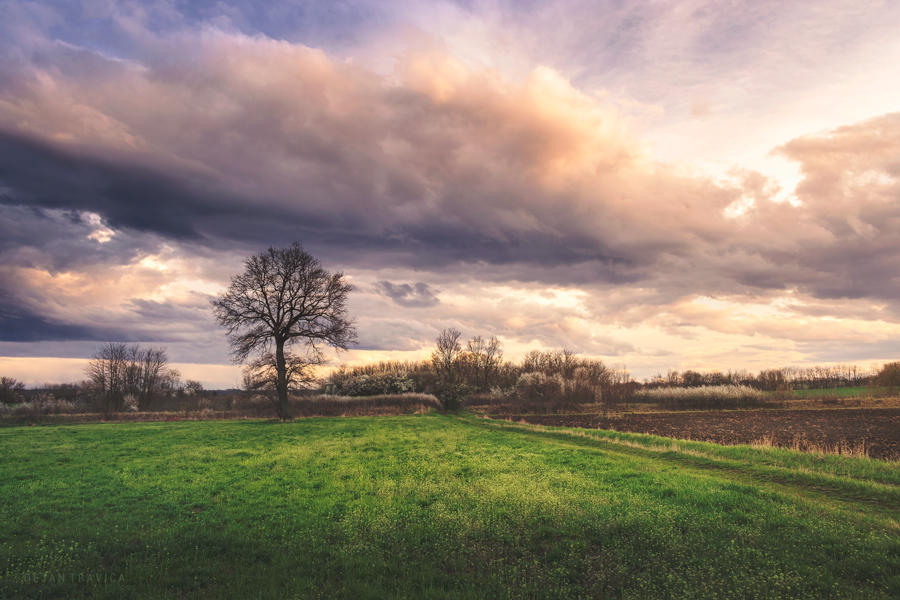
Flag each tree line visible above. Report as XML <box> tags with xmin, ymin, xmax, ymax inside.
<box><xmin>641</xmin><ymin>363</ymin><xmax>897</xmax><ymax>392</ymax></box>
<box><xmin>328</xmin><ymin>329</ymin><xmax>633</xmax><ymax>412</ymax></box>
<box><xmin>0</xmin><ymin>343</ymin><xmax>205</xmax><ymax>413</ymax></box>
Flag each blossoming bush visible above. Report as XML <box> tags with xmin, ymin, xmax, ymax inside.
<box><xmin>341</xmin><ymin>372</ymin><xmax>418</xmax><ymax>396</ymax></box>
<box><xmin>634</xmin><ymin>385</ymin><xmax>769</xmax><ymax>410</ymax></box>
<box><xmin>123</xmin><ymin>394</ymin><xmax>140</xmax><ymax>412</ymax></box>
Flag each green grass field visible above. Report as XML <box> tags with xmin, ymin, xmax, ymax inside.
<box><xmin>2</xmin><ymin>414</ymin><xmax>899</xmax><ymax>599</ymax></box>
<box><xmin>789</xmin><ymin>386</ymin><xmax>882</xmax><ymax>399</ymax></box>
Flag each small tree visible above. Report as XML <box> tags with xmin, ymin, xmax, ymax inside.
<box><xmin>85</xmin><ymin>343</ymin><xmax>178</xmax><ymax>412</ymax></box>
<box><xmin>184</xmin><ymin>380</ymin><xmax>205</xmax><ymax>396</ymax></box>
<box><xmin>466</xmin><ymin>335</ymin><xmax>503</xmax><ymax>391</ymax></box>
<box><xmin>878</xmin><ymin>362</ymin><xmax>900</xmax><ymax>389</ymax></box>
<box><xmin>0</xmin><ymin>377</ymin><xmax>26</xmax><ymax>404</ymax></box>
<box><xmin>211</xmin><ymin>243</ymin><xmax>356</xmax><ymax>421</ymax></box>
<box><xmin>431</xmin><ymin>328</ymin><xmax>467</xmax><ymax>410</ymax></box>
<box><xmin>600</xmin><ymin>364</ymin><xmax>633</xmax><ymax>416</ymax></box>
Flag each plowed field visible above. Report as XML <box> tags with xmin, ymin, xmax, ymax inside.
<box><xmin>506</xmin><ymin>408</ymin><xmax>900</xmax><ymax>460</ymax></box>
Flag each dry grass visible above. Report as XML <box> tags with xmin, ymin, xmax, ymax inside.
<box><xmin>634</xmin><ymin>385</ymin><xmax>771</xmax><ymax>410</ymax></box>
<box><xmin>287</xmin><ymin>393</ymin><xmax>442</xmax><ymax>417</ymax></box>
<box><xmin>464</xmin><ymin>392</ymin><xmax>621</xmax><ymax>416</ymax></box>
<box><xmin>0</xmin><ymin>393</ymin><xmax>442</xmax><ymax>424</ymax></box>
<box><xmin>482</xmin><ymin>415</ymin><xmax>889</xmax><ymax>464</ymax></box>
<box><xmin>750</xmin><ymin>433</ymin><xmax>870</xmax><ymax>459</ymax></box>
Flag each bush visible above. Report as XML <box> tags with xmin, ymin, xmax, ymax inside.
<box><xmin>123</xmin><ymin>394</ymin><xmax>140</xmax><ymax>412</ymax></box>
<box><xmin>465</xmin><ymin>373</ymin><xmax>603</xmax><ymax>415</ymax></box>
<box><xmin>292</xmin><ymin>393</ymin><xmax>441</xmax><ymax>417</ymax></box>
<box><xmin>515</xmin><ymin>372</ymin><xmax>548</xmax><ymax>400</ymax></box>
<box><xmin>10</xmin><ymin>393</ymin><xmax>83</xmax><ymax>417</ymax></box>
<box><xmin>511</xmin><ymin>371</ymin><xmax>601</xmax><ymax>405</ymax></box>
<box><xmin>341</xmin><ymin>372</ymin><xmax>418</xmax><ymax>396</ymax></box>
<box><xmin>877</xmin><ymin>362</ymin><xmax>900</xmax><ymax>388</ymax></box>
<box><xmin>226</xmin><ymin>394</ymin><xmax>275</xmax><ymax>417</ymax></box>
<box><xmin>0</xmin><ymin>377</ymin><xmax>26</xmax><ymax>404</ymax></box>
<box><xmin>634</xmin><ymin>385</ymin><xmax>769</xmax><ymax>410</ymax></box>
<box><xmin>433</xmin><ymin>382</ymin><xmax>468</xmax><ymax>411</ymax></box>
<box><xmin>9</xmin><ymin>402</ymin><xmax>35</xmax><ymax>417</ymax></box>
<box><xmin>567</xmin><ymin>368</ymin><xmax>603</xmax><ymax>404</ymax></box>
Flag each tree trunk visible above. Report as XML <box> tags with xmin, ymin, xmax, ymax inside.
<box><xmin>275</xmin><ymin>339</ymin><xmax>290</xmax><ymax>421</ymax></box>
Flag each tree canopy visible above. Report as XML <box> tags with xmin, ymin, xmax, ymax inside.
<box><xmin>211</xmin><ymin>243</ymin><xmax>356</xmax><ymax>420</ymax></box>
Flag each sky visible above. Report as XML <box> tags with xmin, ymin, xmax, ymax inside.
<box><xmin>1</xmin><ymin>0</ymin><xmax>899</xmax><ymax>388</ymax></box>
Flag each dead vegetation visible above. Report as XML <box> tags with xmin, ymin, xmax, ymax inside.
<box><xmin>0</xmin><ymin>392</ymin><xmax>442</xmax><ymax>424</ymax></box>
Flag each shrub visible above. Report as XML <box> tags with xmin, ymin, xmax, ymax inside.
<box><xmin>123</xmin><ymin>394</ymin><xmax>140</xmax><ymax>412</ymax></box>
<box><xmin>877</xmin><ymin>362</ymin><xmax>900</xmax><ymax>388</ymax></box>
<box><xmin>341</xmin><ymin>372</ymin><xmax>418</xmax><ymax>396</ymax></box>
<box><xmin>184</xmin><ymin>380</ymin><xmax>205</xmax><ymax>395</ymax></box>
<box><xmin>512</xmin><ymin>372</ymin><xmax>600</xmax><ymax>405</ymax></box>
<box><xmin>32</xmin><ymin>393</ymin><xmax>54</xmax><ymax>415</ymax></box>
<box><xmin>3</xmin><ymin>393</ymin><xmax>83</xmax><ymax>418</ymax></box>
<box><xmin>515</xmin><ymin>372</ymin><xmax>547</xmax><ymax>400</ymax></box>
<box><xmin>0</xmin><ymin>377</ymin><xmax>26</xmax><ymax>404</ymax></box>
<box><xmin>232</xmin><ymin>394</ymin><xmax>275</xmax><ymax>417</ymax></box>
<box><xmin>465</xmin><ymin>373</ymin><xmax>603</xmax><ymax>415</ymax></box>
<box><xmin>433</xmin><ymin>381</ymin><xmax>468</xmax><ymax>411</ymax></box>
<box><xmin>10</xmin><ymin>402</ymin><xmax>35</xmax><ymax>416</ymax></box>
<box><xmin>633</xmin><ymin>385</ymin><xmax>768</xmax><ymax>410</ymax></box>
<box><xmin>567</xmin><ymin>368</ymin><xmax>602</xmax><ymax>404</ymax></box>
<box><xmin>291</xmin><ymin>393</ymin><xmax>441</xmax><ymax>417</ymax></box>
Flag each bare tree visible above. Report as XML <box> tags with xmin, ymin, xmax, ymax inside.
<box><xmin>183</xmin><ymin>380</ymin><xmax>205</xmax><ymax>396</ymax></box>
<box><xmin>431</xmin><ymin>328</ymin><xmax>463</xmax><ymax>381</ymax></box>
<box><xmin>466</xmin><ymin>335</ymin><xmax>503</xmax><ymax>391</ymax></box>
<box><xmin>600</xmin><ymin>364</ymin><xmax>634</xmax><ymax>416</ymax></box>
<box><xmin>85</xmin><ymin>342</ymin><xmax>129</xmax><ymax>412</ymax></box>
<box><xmin>137</xmin><ymin>346</ymin><xmax>174</xmax><ymax>406</ymax></box>
<box><xmin>878</xmin><ymin>361</ymin><xmax>900</xmax><ymax>389</ymax></box>
<box><xmin>430</xmin><ymin>328</ymin><xmax>466</xmax><ymax>409</ymax></box>
<box><xmin>85</xmin><ymin>343</ymin><xmax>177</xmax><ymax>411</ymax></box>
<box><xmin>211</xmin><ymin>243</ymin><xmax>356</xmax><ymax>421</ymax></box>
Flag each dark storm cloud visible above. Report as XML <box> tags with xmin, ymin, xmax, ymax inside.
<box><xmin>0</xmin><ymin>129</ymin><xmax>647</xmax><ymax>280</ymax></box>
<box><xmin>0</xmin><ymin>184</ymin><xmax>183</xmax><ymax>287</ymax></box>
<box><xmin>2</xmin><ymin>30</ymin><xmax>726</xmax><ymax>290</ymax></box>
<box><xmin>0</xmin><ymin>131</ymin><xmax>219</xmax><ymax>240</ymax></box>
<box><xmin>128</xmin><ymin>298</ymin><xmax>211</xmax><ymax>323</ymax></box>
<box><xmin>377</xmin><ymin>281</ymin><xmax>440</xmax><ymax>308</ymax></box>
<box><xmin>0</xmin><ymin>293</ymin><xmax>106</xmax><ymax>342</ymax></box>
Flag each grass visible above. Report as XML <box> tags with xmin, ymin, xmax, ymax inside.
<box><xmin>789</xmin><ymin>386</ymin><xmax>884</xmax><ymax>399</ymax></box>
<box><xmin>1</xmin><ymin>414</ymin><xmax>899</xmax><ymax>599</ymax></box>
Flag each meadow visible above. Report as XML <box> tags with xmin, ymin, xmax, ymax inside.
<box><xmin>2</xmin><ymin>413</ymin><xmax>899</xmax><ymax>599</ymax></box>
<box><xmin>789</xmin><ymin>386</ymin><xmax>885</xmax><ymax>399</ymax></box>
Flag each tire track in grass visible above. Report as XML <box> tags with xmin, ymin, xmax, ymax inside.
<box><xmin>461</xmin><ymin>415</ymin><xmax>900</xmax><ymax>528</ymax></box>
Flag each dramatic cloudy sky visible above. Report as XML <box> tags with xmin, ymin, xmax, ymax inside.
<box><xmin>1</xmin><ymin>0</ymin><xmax>899</xmax><ymax>387</ymax></box>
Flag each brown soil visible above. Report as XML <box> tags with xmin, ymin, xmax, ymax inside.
<box><xmin>502</xmin><ymin>408</ymin><xmax>900</xmax><ymax>461</ymax></box>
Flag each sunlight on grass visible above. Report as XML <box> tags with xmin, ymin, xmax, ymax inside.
<box><xmin>2</xmin><ymin>415</ymin><xmax>899</xmax><ymax>598</ymax></box>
